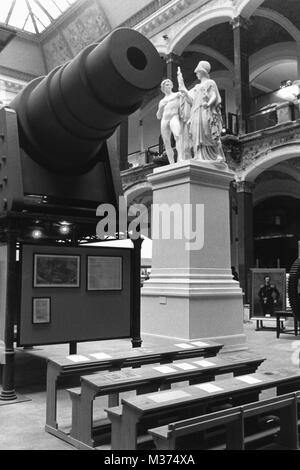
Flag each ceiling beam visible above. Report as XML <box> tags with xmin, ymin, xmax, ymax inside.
<box><xmin>0</xmin><ymin>25</ymin><xmax>16</xmax><ymax>52</ymax></box>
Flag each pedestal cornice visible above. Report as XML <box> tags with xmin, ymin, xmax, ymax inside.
<box><xmin>148</xmin><ymin>160</ymin><xmax>234</xmax><ymax>190</ymax></box>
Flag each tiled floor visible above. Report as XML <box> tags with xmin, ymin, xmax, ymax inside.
<box><xmin>0</xmin><ymin>318</ymin><xmax>299</xmax><ymax>450</ymax></box>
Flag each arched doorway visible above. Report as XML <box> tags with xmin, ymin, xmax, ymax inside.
<box><xmin>254</xmin><ymin>196</ymin><xmax>300</xmax><ymax>270</ymax></box>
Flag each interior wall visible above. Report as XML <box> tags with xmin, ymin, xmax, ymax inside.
<box><xmin>0</xmin><ymin>36</ymin><xmax>45</xmax><ymax>78</ymax></box>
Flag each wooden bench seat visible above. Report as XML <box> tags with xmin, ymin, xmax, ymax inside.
<box><xmin>45</xmin><ymin>339</ymin><xmax>223</xmax><ymax>442</ymax></box>
<box><xmin>106</xmin><ymin>368</ymin><xmax>300</xmax><ymax>450</ymax></box>
<box><xmin>149</xmin><ymin>392</ymin><xmax>300</xmax><ymax>450</ymax></box>
<box><xmin>252</xmin><ymin>316</ymin><xmax>285</xmax><ymax>331</ymax></box>
<box><xmin>66</xmin><ymin>352</ymin><xmax>265</xmax><ymax>449</ymax></box>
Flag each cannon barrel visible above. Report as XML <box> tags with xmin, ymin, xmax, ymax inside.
<box><xmin>9</xmin><ymin>28</ymin><xmax>163</xmax><ymax>174</ymax></box>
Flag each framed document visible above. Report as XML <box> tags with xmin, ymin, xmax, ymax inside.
<box><xmin>32</xmin><ymin>298</ymin><xmax>51</xmax><ymax>324</ymax></box>
<box><xmin>33</xmin><ymin>254</ymin><xmax>80</xmax><ymax>288</ymax></box>
<box><xmin>87</xmin><ymin>256</ymin><xmax>122</xmax><ymax>291</ymax></box>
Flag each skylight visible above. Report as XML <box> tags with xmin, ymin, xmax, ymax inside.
<box><xmin>0</xmin><ymin>0</ymin><xmax>77</xmax><ymax>35</ymax></box>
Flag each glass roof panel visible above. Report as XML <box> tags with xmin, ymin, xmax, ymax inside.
<box><xmin>23</xmin><ymin>14</ymin><xmax>36</xmax><ymax>33</ymax></box>
<box><xmin>9</xmin><ymin>0</ymin><xmax>29</xmax><ymax>30</ymax></box>
<box><xmin>0</xmin><ymin>1</ymin><xmax>14</xmax><ymax>23</ymax></box>
<box><xmin>0</xmin><ymin>0</ymin><xmax>77</xmax><ymax>34</ymax></box>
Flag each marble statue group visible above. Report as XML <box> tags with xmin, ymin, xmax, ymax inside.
<box><xmin>157</xmin><ymin>60</ymin><xmax>226</xmax><ymax>166</ymax></box>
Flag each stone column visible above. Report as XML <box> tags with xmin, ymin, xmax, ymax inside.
<box><xmin>166</xmin><ymin>53</ymin><xmax>181</xmax><ymax>91</ymax></box>
<box><xmin>118</xmin><ymin>117</ymin><xmax>129</xmax><ymax>171</ymax></box>
<box><xmin>296</xmin><ymin>42</ymin><xmax>300</xmax><ymax>79</ymax></box>
<box><xmin>231</xmin><ymin>16</ymin><xmax>251</xmax><ymax>135</ymax></box>
<box><xmin>236</xmin><ymin>180</ymin><xmax>255</xmax><ymax>303</ymax></box>
<box><xmin>142</xmin><ymin>161</ymin><xmax>246</xmax><ymax>350</ymax></box>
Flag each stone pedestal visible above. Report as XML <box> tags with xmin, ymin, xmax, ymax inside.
<box><xmin>141</xmin><ymin>160</ymin><xmax>246</xmax><ymax>351</ymax></box>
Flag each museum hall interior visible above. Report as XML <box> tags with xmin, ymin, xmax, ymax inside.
<box><xmin>1</xmin><ymin>0</ymin><xmax>300</xmax><ymax>453</ymax></box>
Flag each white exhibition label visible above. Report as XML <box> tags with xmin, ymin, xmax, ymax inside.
<box><xmin>236</xmin><ymin>375</ymin><xmax>262</xmax><ymax>384</ymax></box>
<box><xmin>175</xmin><ymin>343</ymin><xmax>194</xmax><ymax>349</ymax></box>
<box><xmin>153</xmin><ymin>365</ymin><xmax>176</xmax><ymax>374</ymax></box>
<box><xmin>191</xmin><ymin>341</ymin><xmax>210</xmax><ymax>347</ymax></box>
<box><xmin>195</xmin><ymin>383</ymin><xmax>223</xmax><ymax>393</ymax></box>
<box><xmin>90</xmin><ymin>352</ymin><xmax>112</xmax><ymax>360</ymax></box>
<box><xmin>66</xmin><ymin>355</ymin><xmax>90</xmax><ymax>363</ymax></box>
<box><xmin>193</xmin><ymin>360</ymin><xmax>216</xmax><ymax>368</ymax></box>
<box><xmin>175</xmin><ymin>363</ymin><xmax>197</xmax><ymax>370</ymax></box>
<box><xmin>149</xmin><ymin>390</ymin><xmax>191</xmax><ymax>403</ymax></box>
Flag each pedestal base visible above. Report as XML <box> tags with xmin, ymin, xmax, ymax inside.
<box><xmin>142</xmin><ymin>283</ymin><xmax>246</xmax><ymax>351</ymax></box>
<box><xmin>141</xmin><ymin>160</ymin><xmax>246</xmax><ymax>351</ymax></box>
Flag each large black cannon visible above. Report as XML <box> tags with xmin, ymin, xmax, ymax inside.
<box><xmin>0</xmin><ymin>28</ymin><xmax>163</xmax><ymax>215</ymax></box>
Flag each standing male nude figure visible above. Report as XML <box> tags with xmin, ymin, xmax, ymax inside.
<box><xmin>156</xmin><ymin>79</ymin><xmax>185</xmax><ymax>164</ymax></box>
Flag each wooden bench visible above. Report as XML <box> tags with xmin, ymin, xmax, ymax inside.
<box><xmin>66</xmin><ymin>352</ymin><xmax>265</xmax><ymax>449</ymax></box>
<box><xmin>149</xmin><ymin>407</ymin><xmax>243</xmax><ymax>450</ymax></box>
<box><xmin>45</xmin><ymin>339</ymin><xmax>223</xmax><ymax>441</ymax></box>
<box><xmin>252</xmin><ymin>316</ymin><xmax>285</xmax><ymax>331</ymax></box>
<box><xmin>106</xmin><ymin>368</ymin><xmax>300</xmax><ymax>450</ymax></box>
<box><xmin>276</xmin><ymin>310</ymin><xmax>300</xmax><ymax>338</ymax></box>
<box><xmin>149</xmin><ymin>392</ymin><xmax>300</xmax><ymax>450</ymax></box>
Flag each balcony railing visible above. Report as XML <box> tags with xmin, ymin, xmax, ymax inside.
<box><xmin>127</xmin><ymin>145</ymin><xmax>162</xmax><ymax>169</ymax></box>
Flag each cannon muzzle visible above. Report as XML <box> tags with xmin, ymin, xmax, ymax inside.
<box><xmin>9</xmin><ymin>28</ymin><xmax>163</xmax><ymax>174</ymax></box>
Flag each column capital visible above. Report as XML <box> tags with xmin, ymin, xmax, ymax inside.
<box><xmin>231</xmin><ymin>15</ymin><xmax>250</xmax><ymax>31</ymax></box>
<box><xmin>235</xmin><ymin>180</ymin><xmax>255</xmax><ymax>193</ymax></box>
<box><xmin>165</xmin><ymin>52</ymin><xmax>181</xmax><ymax>65</ymax></box>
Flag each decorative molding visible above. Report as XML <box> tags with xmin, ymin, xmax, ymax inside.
<box><xmin>43</xmin><ymin>33</ymin><xmax>73</xmax><ymax>70</ymax></box>
<box><xmin>42</xmin><ymin>0</ymin><xmax>111</xmax><ymax>70</ymax></box>
<box><xmin>230</xmin><ymin>15</ymin><xmax>250</xmax><ymax>30</ymax></box>
<box><xmin>237</xmin><ymin>123</ymin><xmax>300</xmax><ymax>174</ymax></box>
<box><xmin>235</xmin><ymin>180</ymin><xmax>255</xmax><ymax>193</ymax></box>
<box><xmin>121</xmin><ymin>0</ymin><xmax>173</xmax><ymax>29</ymax></box>
<box><xmin>137</xmin><ymin>0</ymin><xmax>212</xmax><ymax>41</ymax></box>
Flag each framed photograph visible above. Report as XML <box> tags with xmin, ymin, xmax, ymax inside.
<box><xmin>33</xmin><ymin>254</ymin><xmax>80</xmax><ymax>288</ymax></box>
<box><xmin>87</xmin><ymin>256</ymin><xmax>122</xmax><ymax>291</ymax></box>
<box><xmin>250</xmin><ymin>268</ymin><xmax>286</xmax><ymax>318</ymax></box>
<box><xmin>32</xmin><ymin>298</ymin><xmax>51</xmax><ymax>324</ymax></box>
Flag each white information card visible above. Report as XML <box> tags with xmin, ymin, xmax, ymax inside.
<box><xmin>193</xmin><ymin>360</ymin><xmax>216</xmax><ymax>368</ymax></box>
<box><xmin>90</xmin><ymin>352</ymin><xmax>112</xmax><ymax>360</ymax></box>
<box><xmin>66</xmin><ymin>355</ymin><xmax>90</xmax><ymax>363</ymax></box>
<box><xmin>153</xmin><ymin>365</ymin><xmax>176</xmax><ymax>374</ymax></box>
<box><xmin>175</xmin><ymin>363</ymin><xmax>197</xmax><ymax>371</ymax></box>
<box><xmin>195</xmin><ymin>383</ymin><xmax>223</xmax><ymax>393</ymax></box>
<box><xmin>236</xmin><ymin>375</ymin><xmax>262</xmax><ymax>384</ymax></box>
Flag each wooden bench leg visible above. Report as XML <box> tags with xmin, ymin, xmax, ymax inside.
<box><xmin>70</xmin><ymin>385</ymin><xmax>96</xmax><ymax>448</ymax></box>
<box><xmin>120</xmin><ymin>407</ymin><xmax>139</xmax><ymax>450</ymax></box>
<box><xmin>152</xmin><ymin>435</ymin><xmax>176</xmax><ymax>450</ymax></box>
<box><xmin>110</xmin><ymin>413</ymin><xmax>123</xmax><ymax>450</ymax></box>
<box><xmin>277</xmin><ymin>399</ymin><xmax>298</xmax><ymax>449</ymax></box>
<box><xmin>69</xmin><ymin>392</ymin><xmax>81</xmax><ymax>440</ymax></box>
<box><xmin>45</xmin><ymin>364</ymin><xmax>59</xmax><ymax>431</ymax></box>
<box><xmin>276</xmin><ymin>315</ymin><xmax>280</xmax><ymax>339</ymax></box>
<box><xmin>226</xmin><ymin>415</ymin><xmax>244</xmax><ymax>450</ymax></box>
<box><xmin>294</xmin><ymin>318</ymin><xmax>298</xmax><ymax>336</ymax></box>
